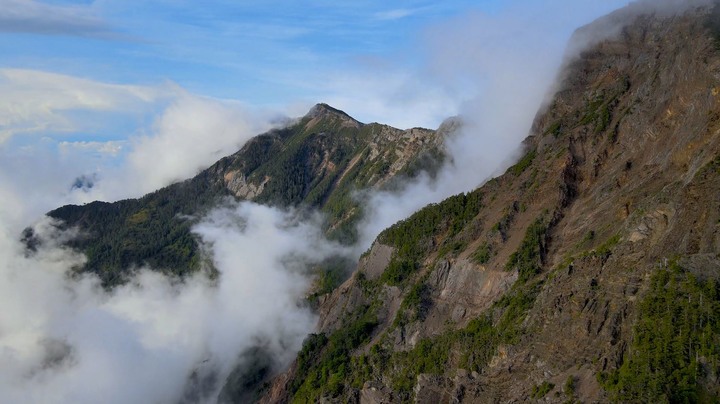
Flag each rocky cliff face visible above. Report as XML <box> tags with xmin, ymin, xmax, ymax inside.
<box><xmin>41</xmin><ymin>104</ymin><xmax>446</xmax><ymax>286</ymax></box>
<box><xmin>262</xmin><ymin>4</ymin><xmax>720</xmax><ymax>403</ymax></box>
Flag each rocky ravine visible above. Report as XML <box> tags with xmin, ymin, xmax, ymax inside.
<box><xmin>257</xmin><ymin>4</ymin><xmax>720</xmax><ymax>403</ymax></box>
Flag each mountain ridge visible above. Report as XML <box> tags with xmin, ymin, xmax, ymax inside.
<box><xmin>37</xmin><ymin>103</ymin><xmax>447</xmax><ymax>286</ymax></box>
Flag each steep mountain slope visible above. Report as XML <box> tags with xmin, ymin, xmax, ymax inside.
<box><xmin>39</xmin><ymin>104</ymin><xmax>446</xmax><ymax>287</ymax></box>
<box><xmin>260</xmin><ymin>4</ymin><xmax>720</xmax><ymax>403</ymax></box>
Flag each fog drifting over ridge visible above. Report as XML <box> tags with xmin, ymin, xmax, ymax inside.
<box><xmin>0</xmin><ymin>201</ymin><xmax>347</xmax><ymax>403</ymax></box>
<box><xmin>2</xmin><ymin>0</ymin><xmax>710</xmax><ymax>402</ymax></box>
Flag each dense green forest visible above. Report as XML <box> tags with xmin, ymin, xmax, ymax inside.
<box><xmin>44</xmin><ymin>167</ymin><xmax>229</xmax><ymax>286</ymax></box>
<box><xmin>599</xmin><ymin>263</ymin><xmax>720</xmax><ymax>402</ymax></box>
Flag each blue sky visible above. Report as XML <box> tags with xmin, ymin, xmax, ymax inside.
<box><xmin>0</xmin><ymin>0</ymin><xmax>630</xmax><ymax>210</ymax></box>
<box><xmin>1</xmin><ymin>1</ymin><xmax>490</xmax><ymax>104</ymax></box>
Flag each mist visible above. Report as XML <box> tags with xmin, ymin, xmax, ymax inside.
<box><xmin>0</xmin><ymin>198</ymin><xmax>348</xmax><ymax>403</ymax></box>
<box><xmin>355</xmin><ymin>0</ymin><xmax>718</xmax><ymax>247</ymax></box>
<box><xmin>357</xmin><ymin>0</ymin><xmax>626</xmax><ymax>247</ymax></box>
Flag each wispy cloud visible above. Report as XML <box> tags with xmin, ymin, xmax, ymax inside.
<box><xmin>58</xmin><ymin>140</ymin><xmax>125</xmax><ymax>157</ymax></box>
<box><xmin>0</xmin><ymin>0</ymin><xmax>117</xmax><ymax>38</ymax></box>
<box><xmin>374</xmin><ymin>7</ymin><xmax>424</xmax><ymax>21</ymax></box>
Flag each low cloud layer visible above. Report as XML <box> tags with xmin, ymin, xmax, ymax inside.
<box><xmin>0</xmin><ymin>199</ymin><xmax>346</xmax><ymax>403</ymax></box>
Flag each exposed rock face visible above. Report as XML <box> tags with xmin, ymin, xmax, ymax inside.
<box><xmin>262</xmin><ymin>3</ymin><xmax>720</xmax><ymax>403</ymax></box>
<box><xmin>224</xmin><ymin>171</ymin><xmax>268</xmax><ymax>199</ymax></box>
<box><xmin>425</xmin><ymin>259</ymin><xmax>515</xmax><ymax>327</ymax></box>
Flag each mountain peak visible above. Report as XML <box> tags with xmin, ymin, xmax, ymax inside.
<box><xmin>305</xmin><ymin>103</ymin><xmax>360</xmax><ymax>124</ymax></box>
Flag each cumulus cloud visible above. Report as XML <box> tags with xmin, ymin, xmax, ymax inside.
<box><xmin>0</xmin><ymin>196</ymin><xmax>346</xmax><ymax>403</ymax></box>
<box><xmin>320</xmin><ymin>68</ymin><xmax>459</xmax><ymax>129</ymax></box>
<box><xmin>0</xmin><ymin>137</ymin><xmax>123</xmax><ymax>228</ymax></box>
<box><xmin>0</xmin><ymin>68</ymin><xmax>312</xmax><ymax>404</ymax></box>
<box><xmin>0</xmin><ymin>0</ymin><xmax>116</xmax><ymax>38</ymax></box>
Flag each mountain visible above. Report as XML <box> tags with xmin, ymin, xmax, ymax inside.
<box><xmin>36</xmin><ymin>103</ymin><xmax>446</xmax><ymax>287</ymax></box>
<box><xmin>256</xmin><ymin>3</ymin><xmax>720</xmax><ymax>403</ymax></box>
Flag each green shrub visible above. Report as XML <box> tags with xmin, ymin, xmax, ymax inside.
<box><xmin>545</xmin><ymin>121</ymin><xmax>563</xmax><ymax>138</ymax></box>
<box><xmin>379</xmin><ymin>259</ymin><xmax>417</xmax><ymax>287</ymax></box>
<box><xmin>509</xmin><ymin>149</ymin><xmax>537</xmax><ymax>176</ymax></box>
<box><xmin>472</xmin><ymin>243</ymin><xmax>492</xmax><ymax>264</ymax></box>
<box><xmin>564</xmin><ymin>375</ymin><xmax>575</xmax><ymax>396</ymax></box>
<box><xmin>291</xmin><ymin>306</ymin><xmax>378</xmax><ymax>402</ymax></box>
<box><xmin>506</xmin><ymin>218</ymin><xmax>547</xmax><ymax>283</ymax></box>
<box><xmin>594</xmin><ymin>234</ymin><xmax>620</xmax><ymax>258</ymax></box>
<box><xmin>531</xmin><ymin>381</ymin><xmax>555</xmax><ymax>399</ymax></box>
<box><xmin>395</xmin><ymin>281</ymin><xmax>431</xmax><ymax>326</ymax></box>
<box><xmin>378</xmin><ymin>190</ymin><xmax>484</xmax><ymax>287</ymax></box>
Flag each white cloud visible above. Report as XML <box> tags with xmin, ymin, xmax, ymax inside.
<box><xmin>314</xmin><ymin>68</ymin><xmax>460</xmax><ymax>129</ymax></box>
<box><xmin>118</xmin><ymin>94</ymin><xmax>277</xmax><ymax>197</ymax></box>
<box><xmin>0</xmin><ymin>137</ymin><xmax>121</xmax><ymax>228</ymax></box>
<box><xmin>0</xmin><ymin>69</ymin><xmax>285</xmax><ymax>210</ymax></box>
<box><xmin>0</xmin><ymin>68</ymin><xmax>174</xmax><ymax>144</ymax></box>
<box><xmin>58</xmin><ymin>140</ymin><xmax>125</xmax><ymax>157</ymax></box>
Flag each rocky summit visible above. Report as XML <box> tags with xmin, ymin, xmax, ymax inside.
<box><xmin>253</xmin><ymin>3</ymin><xmax>720</xmax><ymax>403</ymax></box>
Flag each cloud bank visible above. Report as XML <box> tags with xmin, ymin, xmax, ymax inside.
<box><xmin>120</xmin><ymin>94</ymin><xmax>277</xmax><ymax>197</ymax></box>
<box><xmin>0</xmin><ymin>199</ymin><xmax>346</xmax><ymax>403</ymax></box>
